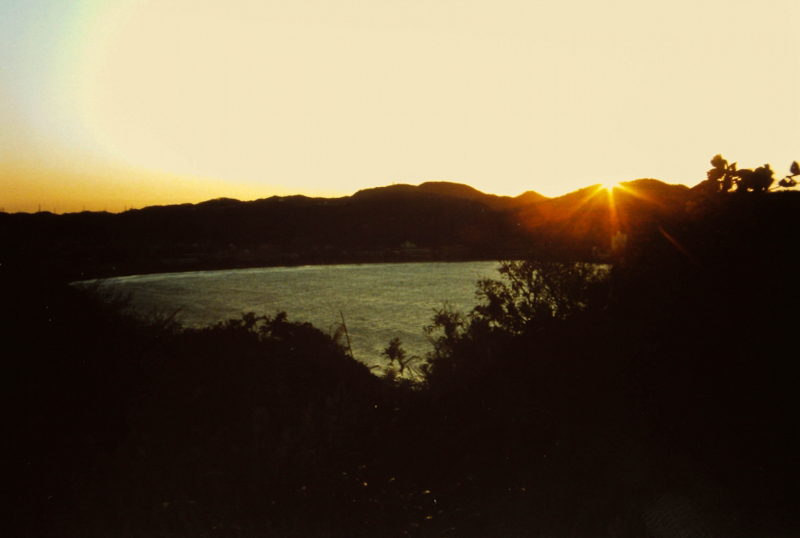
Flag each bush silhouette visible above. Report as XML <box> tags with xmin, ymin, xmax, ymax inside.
<box><xmin>422</xmin><ymin>259</ymin><xmax>611</xmax><ymax>392</ymax></box>
<box><xmin>700</xmin><ymin>154</ymin><xmax>799</xmax><ymax>193</ymax></box>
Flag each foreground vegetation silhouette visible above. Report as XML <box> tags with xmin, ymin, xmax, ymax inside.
<box><xmin>4</xmin><ymin>158</ymin><xmax>800</xmax><ymax>536</ymax></box>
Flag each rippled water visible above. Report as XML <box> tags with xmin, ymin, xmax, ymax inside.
<box><xmin>84</xmin><ymin>261</ymin><xmax>501</xmax><ymax>369</ymax></box>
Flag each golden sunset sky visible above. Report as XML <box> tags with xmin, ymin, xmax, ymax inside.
<box><xmin>1</xmin><ymin>0</ymin><xmax>798</xmax><ymax>213</ymax></box>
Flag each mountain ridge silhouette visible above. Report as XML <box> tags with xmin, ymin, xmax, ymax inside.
<box><xmin>6</xmin><ymin>177</ymin><xmax>794</xmax><ymax>281</ymax></box>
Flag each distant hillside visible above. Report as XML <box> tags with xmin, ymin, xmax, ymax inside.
<box><xmin>513</xmin><ymin>190</ymin><xmax>549</xmax><ymax>206</ymax></box>
<box><xmin>7</xmin><ymin>176</ymin><xmax>776</xmax><ymax>281</ymax></box>
<box><xmin>353</xmin><ymin>181</ymin><xmax>550</xmax><ymax>210</ymax></box>
<box><xmin>353</xmin><ymin>181</ymin><xmax>546</xmax><ymax>211</ymax></box>
<box><xmin>494</xmin><ymin>179</ymin><xmax>694</xmax><ymax>256</ymax></box>
<box><xmin>2</xmin><ymin>183</ymin><xmax>531</xmax><ymax>280</ymax></box>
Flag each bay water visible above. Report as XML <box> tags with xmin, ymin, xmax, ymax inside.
<box><xmin>84</xmin><ymin>261</ymin><xmax>501</xmax><ymax>370</ymax></box>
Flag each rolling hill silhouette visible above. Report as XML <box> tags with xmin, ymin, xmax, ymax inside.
<box><xmin>512</xmin><ymin>180</ymin><xmax>692</xmax><ymax>250</ymax></box>
<box><xmin>0</xmin><ymin>177</ymin><xmax>771</xmax><ymax>280</ymax></box>
<box><xmin>352</xmin><ymin>180</ymin><xmax>547</xmax><ymax>210</ymax></box>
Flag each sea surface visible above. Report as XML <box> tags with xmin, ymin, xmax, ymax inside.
<box><xmin>81</xmin><ymin>261</ymin><xmax>502</xmax><ymax>370</ymax></box>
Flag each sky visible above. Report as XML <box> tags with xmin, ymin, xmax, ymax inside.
<box><xmin>1</xmin><ymin>0</ymin><xmax>798</xmax><ymax>213</ymax></box>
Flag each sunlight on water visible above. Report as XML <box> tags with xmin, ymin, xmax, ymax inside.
<box><xmin>86</xmin><ymin>262</ymin><xmax>501</xmax><ymax>369</ymax></box>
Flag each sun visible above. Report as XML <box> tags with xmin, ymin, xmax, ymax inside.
<box><xmin>601</xmin><ymin>180</ymin><xmax>621</xmax><ymax>192</ymax></box>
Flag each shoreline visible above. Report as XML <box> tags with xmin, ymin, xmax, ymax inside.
<box><xmin>69</xmin><ymin>256</ymin><xmax>509</xmax><ymax>284</ymax></box>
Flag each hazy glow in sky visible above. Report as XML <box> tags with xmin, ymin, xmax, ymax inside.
<box><xmin>1</xmin><ymin>0</ymin><xmax>798</xmax><ymax>212</ymax></box>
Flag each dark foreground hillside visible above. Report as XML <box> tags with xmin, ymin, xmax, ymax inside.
<box><xmin>4</xmin><ymin>190</ymin><xmax>800</xmax><ymax>536</ymax></box>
